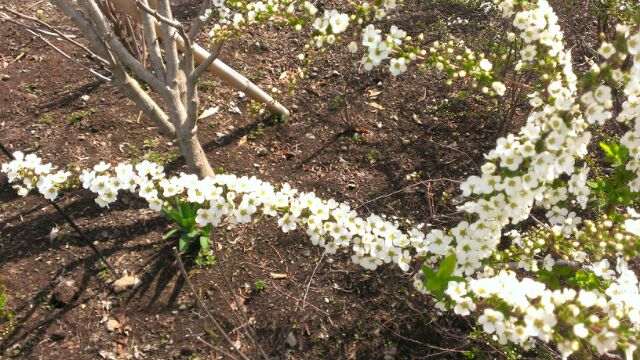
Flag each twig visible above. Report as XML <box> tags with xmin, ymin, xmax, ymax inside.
<box><xmin>356</xmin><ymin>178</ymin><xmax>460</xmax><ymax>210</ymax></box>
<box><xmin>196</xmin><ymin>337</ymin><xmax>241</xmax><ymax>360</ymax></box>
<box><xmin>172</xmin><ymin>247</ymin><xmax>251</xmax><ymax>360</ymax></box>
<box><xmin>0</xmin><ymin>6</ymin><xmax>109</xmax><ymax>65</ymax></box>
<box><xmin>211</xmin><ymin>236</ymin><xmax>269</xmax><ymax>360</ymax></box>
<box><xmin>301</xmin><ymin>250</ymin><xmax>325</xmax><ymax>310</ymax></box>
<box><xmin>25</xmin><ymin>29</ymin><xmax>111</xmax><ymax>81</ymax></box>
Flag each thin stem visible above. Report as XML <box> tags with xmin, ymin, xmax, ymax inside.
<box><xmin>25</xmin><ymin>29</ymin><xmax>112</xmax><ymax>81</ymax></box>
<box><xmin>211</xmin><ymin>236</ymin><xmax>269</xmax><ymax>360</ymax></box>
<box><xmin>0</xmin><ymin>5</ymin><xmax>109</xmax><ymax>66</ymax></box>
<box><xmin>172</xmin><ymin>247</ymin><xmax>251</xmax><ymax>360</ymax></box>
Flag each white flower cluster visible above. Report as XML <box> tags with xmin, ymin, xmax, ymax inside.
<box><xmin>5</xmin><ymin>154</ymin><xmax>435</xmax><ymax>272</ymax></box>
<box><xmin>1</xmin><ymin>151</ymin><xmax>69</xmax><ymax>199</ymax></box>
<box><xmin>614</xmin><ymin>30</ymin><xmax>640</xmax><ymax>191</ymax></box>
<box><xmin>441</xmin><ymin>259</ymin><xmax>640</xmax><ymax>359</ymax></box>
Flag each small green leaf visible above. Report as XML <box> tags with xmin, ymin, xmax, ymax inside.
<box><xmin>437</xmin><ymin>254</ymin><xmax>457</xmax><ymax>280</ymax></box>
<box><xmin>187</xmin><ymin>228</ymin><xmax>199</xmax><ymax>238</ymax></box>
<box><xmin>178</xmin><ymin>234</ymin><xmax>190</xmax><ymax>253</ymax></box>
<box><xmin>199</xmin><ymin>236</ymin><xmax>210</xmax><ymax>251</ymax></box>
<box><xmin>162</xmin><ymin>228</ymin><xmax>179</xmax><ymax>240</ymax></box>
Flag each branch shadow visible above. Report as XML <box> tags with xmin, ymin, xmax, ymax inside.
<box><xmin>0</xmin><ymin>215</ymin><xmax>199</xmax><ymax>357</ymax></box>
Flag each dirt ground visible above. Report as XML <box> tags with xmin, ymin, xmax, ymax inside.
<box><xmin>0</xmin><ymin>0</ymin><xmax>602</xmax><ymax>359</ymax></box>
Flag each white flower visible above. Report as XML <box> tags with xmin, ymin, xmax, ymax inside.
<box><xmin>479</xmin><ymin>59</ymin><xmax>493</xmax><ymax>71</ymax></box>
<box><xmin>590</xmin><ymin>329</ymin><xmax>618</xmax><ymax>354</ymax></box>
<box><xmin>491</xmin><ymin>82</ymin><xmax>506</xmax><ymax>96</ymax></box>
<box><xmin>329</xmin><ymin>12</ymin><xmax>349</xmax><ymax>34</ymax></box>
<box><xmin>389</xmin><ymin>57</ymin><xmax>407</xmax><ymax>76</ymax></box>
<box><xmin>598</xmin><ymin>42</ymin><xmax>616</xmax><ymax>59</ymax></box>
<box><xmin>625</xmin><ymin>218</ymin><xmax>640</xmax><ymax>237</ymax></box>
<box><xmin>278</xmin><ymin>213</ymin><xmax>298</xmax><ymax>233</ymax></box>
<box><xmin>573</xmin><ymin>323</ymin><xmax>589</xmax><ymax>338</ymax></box>
<box><xmin>478</xmin><ymin>309</ymin><xmax>505</xmax><ymax>334</ymax></box>
<box><xmin>453</xmin><ymin>297</ymin><xmax>476</xmax><ymax>316</ymax></box>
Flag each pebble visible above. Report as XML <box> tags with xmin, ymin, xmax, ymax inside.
<box><xmin>286</xmin><ymin>332</ymin><xmax>297</xmax><ymax>347</ymax></box>
<box><xmin>1</xmin><ymin>74</ymin><xmax>10</xmax><ymax>81</ymax></box>
<box><xmin>105</xmin><ymin>319</ymin><xmax>120</xmax><ymax>332</ymax></box>
<box><xmin>402</xmin><ymin>139</ymin><xmax>411</xmax><ymax>145</ymax></box>
<box><xmin>113</xmin><ymin>275</ymin><xmax>141</xmax><ymax>293</ymax></box>
<box><xmin>340</xmin><ymin>145</ymin><xmax>348</xmax><ymax>151</ymax></box>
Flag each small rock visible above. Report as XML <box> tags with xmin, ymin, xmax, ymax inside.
<box><xmin>77</xmin><ymin>134</ymin><xmax>86</xmax><ymax>141</ymax></box>
<box><xmin>80</xmin><ymin>94</ymin><xmax>90</xmax><ymax>102</ymax></box>
<box><xmin>340</xmin><ymin>145</ymin><xmax>348</xmax><ymax>151</ymax></box>
<box><xmin>1</xmin><ymin>74</ymin><xmax>10</xmax><ymax>81</ymax></box>
<box><xmin>51</xmin><ymin>282</ymin><xmax>77</xmax><ymax>307</ymax></box>
<box><xmin>330</xmin><ymin>70</ymin><xmax>340</xmax><ymax>77</ymax></box>
<box><xmin>113</xmin><ymin>275</ymin><xmax>141</xmax><ymax>293</ymax></box>
<box><xmin>256</xmin><ymin>147</ymin><xmax>268</xmax><ymax>156</ymax></box>
<box><xmin>402</xmin><ymin>139</ymin><xmax>411</xmax><ymax>145</ymax></box>
<box><xmin>305</xmin><ymin>133</ymin><xmax>316</xmax><ymax>140</ymax></box>
<box><xmin>105</xmin><ymin>319</ymin><xmax>121</xmax><ymax>332</ymax></box>
<box><xmin>309</xmin><ymin>72</ymin><xmax>318</xmax><ymax>78</ymax></box>
<box><xmin>347</xmin><ymin>183</ymin><xmax>356</xmax><ymax>189</ymax></box>
<box><xmin>286</xmin><ymin>332</ymin><xmax>297</xmax><ymax>347</ymax></box>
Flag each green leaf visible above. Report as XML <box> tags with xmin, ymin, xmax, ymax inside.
<box><xmin>187</xmin><ymin>228</ymin><xmax>199</xmax><ymax>238</ymax></box>
<box><xmin>199</xmin><ymin>236</ymin><xmax>210</xmax><ymax>251</ymax></box>
<box><xmin>436</xmin><ymin>254</ymin><xmax>457</xmax><ymax>280</ymax></box>
<box><xmin>162</xmin><ymin>228</ymin><xmax>179</xmax><ymax>240</ymax></box>
<box><xmin>178</xmin><ymin>234</ymin><xmax>190</xmax><ymax>253</ymax></box>
<box><xmin>599</xmin><ymin>141</ymin><xmax>614</xmax><ymax>158</ymax></box>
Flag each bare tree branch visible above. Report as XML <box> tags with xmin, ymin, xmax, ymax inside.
<box><xmin>139</xmin><ymin>0</ymin><xmax>166</xmax><ymax>81</ymax></box>
<box><xmin>79</xmin><ymin>0</ymin><xmax>165</xmax><ymax>91</ymax></box>
<box><xmin>192</xmin><ymin>43</ymin><xmax>223</xmax><ymax>82</ymax></box>
<box><xmin>156</xmin><ymin>0</ymin><xmax>180</xmax><ymax>87</ymax></box>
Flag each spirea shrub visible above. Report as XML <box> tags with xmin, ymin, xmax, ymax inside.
<box><xmin>4</xmin><ymin>0</ymin><xmax>640</xmax><ymax>358</ymax></box>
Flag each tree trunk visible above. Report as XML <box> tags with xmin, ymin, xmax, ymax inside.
<box><xmin>175</xmin><ymin>127</ymin><xmax>214</xmax><ymax>178</ymax></box>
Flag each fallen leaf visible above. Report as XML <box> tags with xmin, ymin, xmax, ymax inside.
<box><xmin>366</xmin><ymin>89</ymin><xmax>383</xmax><ymax>98</ymax></box>
<box><xmin>238</xmin><ymin>135</ymin><xmax>247</xmax><ymax>146</ymax></box>
<box><xmin>269</xmin><ymin>273</ymin><xmax>288</xmax><ymax>279</ymax></box>
<box><xmin>198</xmin><ymin>106</ymin><xmax>220</xmax><ymax>119</ymax></box>
<box><xmin>366</xmin><ymin>102</ymin><xmax>385</xmax><ymax>111</ymax></box>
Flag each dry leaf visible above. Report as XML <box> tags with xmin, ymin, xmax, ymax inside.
<box><xmin>198</xmin><ymin>106</ymin><xmax>220</xmax><ymax>119</ymax></box>
<box><xmin>367</xmin><ymin>89</ymin><xmax>383</xmax><ymax>98</ymax></box>
<box><xmin>269</xmin><ymin>273</ymin><xmax>288</xmax><ymax>279</ymax></box>
<box><xmin>366</xmin><ymin>102</ymin><xmax>385</xmax><ymax>111</ymax></box>
<box><xmin>238</xmin><ymin>135</ymin><xmax>248</xmax><ymax>146</ymax></box>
